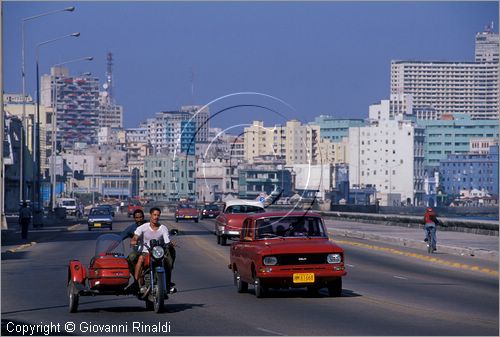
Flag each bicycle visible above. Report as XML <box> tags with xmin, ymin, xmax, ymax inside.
<box><xmin>425</xmin><ymin>227</ymin><xmax>433</xmax><ymax>254</ymax></box>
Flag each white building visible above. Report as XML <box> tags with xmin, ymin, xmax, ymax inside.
<box><xmin>390</xmin><ymin>27</ymin><xmax>499</xmax><ymax>120</ymax></box>
<box><xmin>290</xmin><ymin>164</ymin><xmax>333</xmax><ymax>200</ymax></box>
<box><xmin>196</xmin><ymin>157</ymin><xmax>238</xmax><ymax>202</ymax></box>
<box><xmin>348</xmin><ymin>118</ymin><xmax>425</xmax><ymax>206</ymax></box>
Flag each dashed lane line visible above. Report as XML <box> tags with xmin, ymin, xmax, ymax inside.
<box><xmin>333</xmin><ymin>239</ymin><xmax>499</xmax><ymax>277</ymax></box>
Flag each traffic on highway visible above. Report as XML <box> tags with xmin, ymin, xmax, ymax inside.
<box><xmin>2</xmin><ymin>208</ymin><xmax>498</xmax><ymax>336</ymax></box>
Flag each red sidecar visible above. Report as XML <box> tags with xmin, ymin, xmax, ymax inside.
<box><xmin>67</xmin><ymin>233</ymin><xmax>134</xmax><ymax>312</ymax></box>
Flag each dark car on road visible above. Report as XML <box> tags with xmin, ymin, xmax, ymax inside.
<box><xmin>96</xmin><ymin>204</ymin><xmax>115</xmax><ymax>217</ymax></box>
<box><xmin>87</xmin><ymin>207</ymin><xmax>113</xmax><ymax>231</ymax></box>
<box><xmin>200</xmin><ymin>204</ymin><xmax>221</xmax><ymax>219</ymax></box>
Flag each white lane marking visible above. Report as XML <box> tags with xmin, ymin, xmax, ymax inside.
<box><xmin>256</xmin><ymin>327</ymin><xmax>285</xmax><ymax>336</ymax></box>
<box><xmin>346</xmin><ymin>263</ymin><xmax>355</xmax><ymax>267</ymax></box>
<box><xmin>393</xmin><ymin>275</ymin><xmax>408</xmax><ymax>280</ymax></box>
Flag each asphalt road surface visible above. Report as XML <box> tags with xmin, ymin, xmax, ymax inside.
<box><xmin>2</xmin><ymin>214</ymin><xmax>498</xmax><ymax>336</ymax></box>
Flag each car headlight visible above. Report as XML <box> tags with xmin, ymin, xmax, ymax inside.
<box><xmin>327</xmin><ymin>253</ymin><xmax>342</xmax><ymax>264</ymax></box>
<box><xmin>152</xmin><ymin>246</ymin><xmax>165</xmax><ymax>259</ymax></box>
<box><xmin>263</xmin><ymin>256</ymin><xmax>277</xmax><ymax>266</ymax></box>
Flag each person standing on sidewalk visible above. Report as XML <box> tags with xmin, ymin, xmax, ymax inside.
<box><xmin>423</xmin><ymin>207</ymin><xmax>439</xmax><ymax>252</ymax></box>
<box><xmin>18</xmin><ymin>202</ymin><xmax>32</xmax><ymax>240</ymax></box>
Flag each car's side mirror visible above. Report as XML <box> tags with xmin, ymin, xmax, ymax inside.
<box><xmin>169</xmin><ymin>229</ymin><xmax>179</xmax><ymax>236</ymax></box>
<box><xmin>242</xmin><ymin>236</ymin><xmax>253</xmax><ymax>242</ymax></box>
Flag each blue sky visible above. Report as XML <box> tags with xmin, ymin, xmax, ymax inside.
<box><xmin>3</xmin><ymin>1</ymin><xmax>498</xmax><ymax>130</ymax></box>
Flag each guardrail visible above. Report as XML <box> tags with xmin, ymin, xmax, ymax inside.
<box><xmin>266</xmin><ymin>205</ymin><xmax>499</xmax><ymax>236</ymax></box>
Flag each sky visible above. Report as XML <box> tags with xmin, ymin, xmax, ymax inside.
<box><xmin>3</xmin><ymin>1</ymin><xmax>498</xmax><ymax>132</ymax></box>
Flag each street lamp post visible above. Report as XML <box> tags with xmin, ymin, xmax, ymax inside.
<box><xmin>20</xmin><ymin>6</ymin><xmax>75</xmax><ymax>204</ymax></box>
<box><xmin>33</xmin><ymin>32</ymin><xmax>80</xmax><ymax>213</ymax></box>
<box><xmin>50</xmin><ymin>57</ymin><xmax>93</xmax><ymax>211</ymax></box>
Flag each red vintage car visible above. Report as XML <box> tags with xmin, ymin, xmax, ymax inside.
<box><xmin>175</xmin><ymin>203</ymin><xmax>199</xmax><ymax>223</ymax></box>
<box><xmin>214</xmin><ymin>199</ymin><xmax>265</xmax><ymax>245</ymax></box>
<box><xmin>229</xmin><ymin>212</ymin><xmax>346</xmax><ymax>298</ymax></box>
<box><xmin>127</xmin><ymin>199</ymin><xmax>144</xmax><ymax>218</ymax></box>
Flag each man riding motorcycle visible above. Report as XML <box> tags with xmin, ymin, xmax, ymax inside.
<box><xmin>121</xmin><ymin>209</ymin><xmax>145</xmax><ymax>273</ymax></box>
<box><xmin>131</xmin><ymin>207</ymin><xmax>176</xmax><ymax>294</ymax></box>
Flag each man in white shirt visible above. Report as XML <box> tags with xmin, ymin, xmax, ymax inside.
<box><xmin>131</xmin><ymin>207</ymin><xmax>175</xmax><ymax>294</ymax></box>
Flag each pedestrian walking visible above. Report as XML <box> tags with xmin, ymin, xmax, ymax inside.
<box><xmin>18</xmin><ymin>202</ymin><xmax>32</xmax><ymax>240</ymax></box>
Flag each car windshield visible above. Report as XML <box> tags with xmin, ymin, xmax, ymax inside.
<box><xmin>226</xmin><ymin>205</ymin><xmax>264</xmax><ymax>214</ymax></box>
<box><xmin>255</xmin><ymin>216</ymin><xmax>327</xmax><ymax>239</ymax></box>
<box><xmin>62</xmin><ymin>200</ymin><xmax>76</xmax><ymax>206</ymax></box>
<box><xmin>90</xmin><ymin>208</ymin><xmax>110</xmax><ymax>216</ymax></box>
<box><xmin>95</xmin><ymin>234</ymin><xmax>125</xmax><ymax>257</ymax></box>
<box><xmin>178</xmin><ymin>204</ymin><xmax>195</xmax><ymax>209</ymax></box>
<box><xmin>205</xmin><ymin>205</ymin><xmax>219</xmax><ymax>210</ymax></box>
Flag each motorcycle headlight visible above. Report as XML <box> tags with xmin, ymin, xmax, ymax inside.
<box><xmin>152</xmin><ymin>246</ymin><xmax>165</xmax><ymax>259</ymax></box>
<box><xmin>263</xmin><ymin>256</ymin><xmax>277</xmax><ymax>266</ymax></box>
<box><xmin>327</xmin><ymin>253</ymin><xmax>342</xmax><ymax>264</ymax></box>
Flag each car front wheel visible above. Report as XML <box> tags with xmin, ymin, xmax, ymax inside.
<box><xmin>327</xmin><ymin>278</ymin><xmax>342</xmax><ymax>297</ymax></box>
<box><xmin>234</xmin><ymin>270</ymin><xmax>248</xmax><ymax>293</ymax></box>
<box><xmin>254</xmin><ymin>277</ymin><xmax>267</xmax><ymax>298</ymax></box>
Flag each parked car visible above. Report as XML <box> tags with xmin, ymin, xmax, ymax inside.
<box><xmin>200</xmin><ymin>204</ymin><xmax>221</xmax><ymax>219</ymax></box>
<box><xmin>175</xmin><ymin>204</ymin><xmax>199</xmax><ymax>223</ymax></box>
<box><xmin>214</xmin><ymin>199</ymin><xmax>265</xmax><ymax>245</ymax></box>
<box><xmin>96</xmin><ymin>204</ymin><xmax>115</xmax><ymax>217</ymax></box>
<box><xmin>127</xmin><ymin>199</ymin><xmax>144</xmax><ymax>218</ymax></box>
<box><xmin>87</xmin><ymin>207</ymin><xmax>113</xmax><ymax>231</ymax></box>
<box><xmin>229</xmin><ymin>212</ymin><xmax>346</xmax><ymax>298</ymax></box>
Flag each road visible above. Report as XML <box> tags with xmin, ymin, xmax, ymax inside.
<box><xmin>2</xmin><ymin>214</ymin><xmax>498</xmax><ymax>336</ymax></box>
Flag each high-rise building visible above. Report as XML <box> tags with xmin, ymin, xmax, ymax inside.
<box><xmin>390</xmin><ymin>26</ymin><xmax>499</xmax><ymax>120</ymax></box>
<box><xmin>475</xmin><ymin>23</ymin><xmax>499</xmax><ymax>62</ymax></box>
<box><xmin>41</xmin><ymin>66</ymin><xmax>100</xmax><ymax>150</ymax></box>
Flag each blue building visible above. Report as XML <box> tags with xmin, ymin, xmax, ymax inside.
<box><xmin>313</xmin><ymin>116</ymin><xmax>366</xmax><ymax>142</ymax></box>
<box><xmin>238</xmin><ymin>168</ymin><xmax>292</xmax><ymax>200</ymax></box>
<box><xmin>418</xmin><ymin>114</ymin><xmax>498</xmax><ymax>167</ymax></box>
<box><xmin>439</xmin><ymin>145</ymin><xmax>499</xmax><ymax>197</ymax></box>
<box><xmin>180</xmin><ymin>120</ymin><xmax>196</xmax><ymax>155</ymax></box>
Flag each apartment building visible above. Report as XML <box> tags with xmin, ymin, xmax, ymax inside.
<box><xmin>145</xmin><ymin>106</ymin><xmax>208</xmax><ymax>156</ymax></box>
<box><xmin>143</xmin><ymin>154</ymin><xmax>196</xmax><ymax>201</ymax></box>
<box><xmin>244</xmin><ymin>120</ymin><xmax>321</xmax><ymax>166</ymax></box>
<box><xmin>390</xmin><ymin>28</ymin><xmax>499</xmax><ymax>120</ymax></box>
<box><xmin>313</xmin><ymin>116</ymin><xmax>366</xmax><ymax>142</ymax></box>
<box><xmin>348</xmin><ymin>117</ymin><xmax>425</xmax><ymax>206</ymax></box>
<box><xmin>439</xmin><ymin>145</ymin><xmax>499</xmax><ymax>197</ymax></box>
<box><xmin>196</xmin><ymin>157</ymin><xmax>239</xmax><ymax>202</ymax></box>
<box><xmin>41</xmin><ymin>66</ymin><xmax>100</xmax><ymax>150</ymax></box>
<box><xmin>417</xmin><ymin>114</ymin><xmax>499</xmax><ymax>167</ymax></box>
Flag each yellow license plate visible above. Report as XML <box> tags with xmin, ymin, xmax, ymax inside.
<box><xmin>293</xmin><ymin>273</ymin><xmax>315</xmax><ymax>283</ymax></box>
<box><xmin>94</xmin><ymin>223</ymin><xmax>101</xmax><ymax>227</ymax></box>
<box><xmin>185</xmin><ymin>216</ymin><xmax>192</xmax><ymax>218</ymax></box>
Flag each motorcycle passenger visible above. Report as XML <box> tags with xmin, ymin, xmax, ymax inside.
<box><xmin>121</xmin><ymin>209</ymin><xmax>145</xmax><ymax>273</ymax></box>
<box><xmin>423</xmin><ymin>207</ymin><xmax>439</xmax><ymax>252</ymax></box>
<box><xmin>130</xmin><ymin>207</ymin><xmax>176</xmax><ymax>294</ymax></box>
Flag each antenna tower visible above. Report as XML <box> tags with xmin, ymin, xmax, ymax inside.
<box><xmin>106</xmin><ymin>52</ymin><xmax>114</xmax><ymax>104</ymax></box>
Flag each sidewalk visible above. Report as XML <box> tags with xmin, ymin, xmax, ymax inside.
<box><xmin>1</xmin><ymin>215</ymin><xmax>82</xmax><ymax>253</ymax></box>
<box><xmin>325</xmin><ymin>219</ymin><xmax>499</xmax><ymax>261</ymax></box>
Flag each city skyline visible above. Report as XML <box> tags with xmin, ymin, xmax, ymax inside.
<box><xmin>4</xmin><ymin>1</ymin><xmax>498</xmax><ymax>130</ymax></box>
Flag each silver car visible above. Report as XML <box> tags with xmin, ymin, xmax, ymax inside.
<box><xmin>87</xmin><ymin>207</ymin><xmax>113</xmax><ymax>231</ymax></box>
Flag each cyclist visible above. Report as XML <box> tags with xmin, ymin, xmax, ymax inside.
<box><xmin>423</xmin><ymin>207</ymin><xmax>439</xmax><ymax>252</ymax></box>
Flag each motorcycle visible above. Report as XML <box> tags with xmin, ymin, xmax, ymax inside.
<box><xmin>136</xmin><ymin>232</ymin><xmax>177</xmax><ymax>312</ymax></box>
<box><xmin>67</xmin><ymin>228</ymin><xmax>178</xmax><ymax>313</ymax></box>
